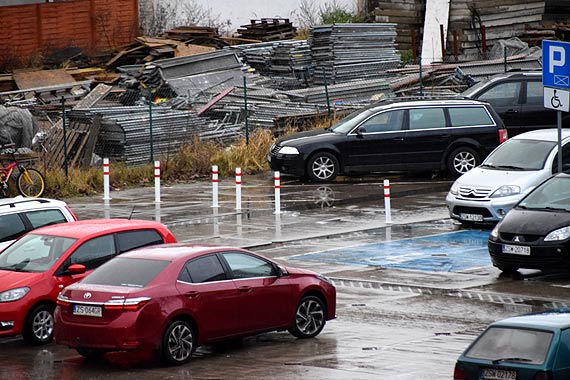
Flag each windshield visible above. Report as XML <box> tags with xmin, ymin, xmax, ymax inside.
<box><xmin>330</xmin><ymin>108</ymin><xmax>376</xmax><ymax>134</ymax></box>
<box><xmin>482</xmin><ymin>139</ymin><xmax>556</xmax><ymax>171</ymax></box>
<box><xmin>465</xmin><ymin>326</ymin><xmax>552</xmax><ymax>365</ymax></box>
<box><xmin>0</xmin><ymin>234</ymin><xmax>76</xmax><ymax>273</ymax></box>
<box><xmin>460</xmin><ymin>80</ymin><xmax>487</xmax><ymax>97</ymax></box>
<box><xmin>518</xmin><ymin>176</ymin><xmax>570</xmax><ymax>211</ymax></box>
<box><xmin>81</xmin><ymin>257</ymin><xmax>170</xmax><ymax>288</ymax></box>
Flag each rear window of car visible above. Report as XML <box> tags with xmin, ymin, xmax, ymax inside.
<box><xmin>483</xmin><ymin>139</ymin><xmax>556</xmax><ymax>170</ymax></box>
<box><xmin>465</xmin><ymin>326</ymin><xmax>553</xmax><ymax>365</ymax></box>
<box><xmin>448</xmin><ymin>107</ymin><xmax>494</xmax><ymax>127</ymax></box>
<box><xmin>25</xmin><ymin>209</ymin><xmax>67</xmax><ymax>228</ymax></box>
<box><xmin>82</xmin><ymin>257</ymin><xmax>170</xmax><ymax>287</ymax></box>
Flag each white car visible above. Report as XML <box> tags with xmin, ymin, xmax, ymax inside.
<box><xmin>446</xmin><ymin>129</ymin><xmax>570</xmax><ymax>224</ymax></box>
<box><xmin>0</xmin><ymin>197</ymin><xmax>77</xmax><ymax>251</ymax></box>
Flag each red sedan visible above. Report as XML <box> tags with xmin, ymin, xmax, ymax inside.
<box><xmin>0</xmin><ymin>219</ymin><xmax>176</xmax><ymax>345</ymax></box>
<box><xmin>54</xmin><ymin>244</ymin><xmax>336</xmax><ymax>365</ymax></box>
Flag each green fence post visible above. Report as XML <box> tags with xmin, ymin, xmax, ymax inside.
<box><xmin>60</xmin><ymin>96</ymin><xmax>68</xmax><ymax>178</ymax></box>
<box><xmin>148</xmin><ymin>87</ymin><xmax>154</xmax><ymax>162</ymax></box>
<box><xmin>243</xmin><ymin>76</ymin><xmax>249</xmax><ymax>146</ymax></box>
<box><xmin>323</xmin><ymin>68</ymin><xmax>331</xmax><ymax>116</ymax></box>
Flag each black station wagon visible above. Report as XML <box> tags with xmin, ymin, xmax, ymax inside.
<box><xmin>267</xmin><ymin>99</ymin><xmax>508</xmax><ymax>182</ymax></box>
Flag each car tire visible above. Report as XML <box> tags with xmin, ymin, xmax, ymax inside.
<box><xmin>447</xmin><ymin>147</ymin><xmax>479</xmax><ymax>177</ymax></box>
<box><xmin>307</xmin><ymin>152</ymin><xmax>339</xmax><ymax>182</ymax></box>
<box><xmin>76</xmin><ymin>348</ymin><xmax>106</xmax><ymax>359</ymax></box>
<box><xmin>22</xmin><ymin>304</ymin><xmax>54</xmax><ymax>345</ymax></box>
<box><xmin>288</xmin><ymin>295</ymin><xmax>327</xmax><ymax>339</ymax></box>
<box><xmin>160</xmin><ymin>320</ymin><xmax>195</xmax><ymax>365</ymax></box>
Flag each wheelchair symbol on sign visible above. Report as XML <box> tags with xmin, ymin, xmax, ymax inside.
<box><xmin>552</xmin><ymin>89</ymin><xmax>563</xmax><ymax>109</ymax></box>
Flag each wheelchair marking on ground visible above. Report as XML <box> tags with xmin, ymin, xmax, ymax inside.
<box><xmin>294</xmin><ymin>230</ymin><xmax>491</xmax><ymax>272</ymax></box>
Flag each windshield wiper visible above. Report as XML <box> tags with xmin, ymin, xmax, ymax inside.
<box><xmin>495</xmin><ymin>165</ymin><xmax>525</xmax><ymax>171</ymax></box>
<box><xmin>492</xmin><ymin>357</ymin><xmax>532</xmax><ymax>364</ymax></box>
<box><xmin>0</xmin><ymin>259</ymin><xmax>30</xmax><ymax>272</ymax></box>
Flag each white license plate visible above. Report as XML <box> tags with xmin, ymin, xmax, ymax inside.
<box><xmin>502</xmin><ymin>244</ymin><xmax>531</xmax><ymax>255</ymax></box>
<box><xmin>73</xmin><ymin>304</ymin><xmax>102</xmax><ymax>317</ymax></box>
<box><xmin>483</xmin><ymin>368</ymin><xmax>516</xmax><ymax>380</ymax></box>
<box><xmin>460</xmin><ymin>213</ymin><xmax>483</xmax><ymax>222</ymax></box>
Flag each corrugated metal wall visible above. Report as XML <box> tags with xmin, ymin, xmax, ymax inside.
<box><xmin>0</xmin><ymin>0</ymin><xmax>138</xmax><ymax>67</ymax></box>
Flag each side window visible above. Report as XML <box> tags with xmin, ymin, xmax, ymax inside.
<box><xmin>477</xmin><ymin>82</ymin><xmax>521</xmax><ymax>107</ymax></box>
<box><xmin>448</xmin><ymin>107</ymin><xmax>494</xmax><ymax>127</ymax></box>
<box><xmin>358</xmin><ymin>110</ymin><xmax>404</xmax><ymax>133</ymax></box>
<box><xmin>68</xmin><ymin>234</ymin><xmax>116</xmax><ymax>270</ymax></box>
<box><xmin>408</xmin><ymin>108</ymin><xmax>446</xmax><ymax>130</ymax></box>
<box><xmin>116</xmin><ymin>229</ymin><xmax>164</xmax><ymax>253</ymax></box>
<box><xmin>0</xmin><ymin>213</ymin><xmax>26</xmax><ymax>243</ymax></box>
<box><xmin>25</xmin><ymin>209</ymin><xmax>67</xmax><ymax>229</ymax></box>
<box><xmin>526</xmin><ymin>81</ymin><xmax>544</xmax><ymax>106</ymax></box>
<box><xmin>222</xmin><ymin>252</ymin><xmax>276</xmax><ymax>279</ymax></box>
<box><xmin>552</xmin><ymin>143</ymin><xmax>570</xmax><ymax>174</ymax></box>
<box><xmin>183</xmin><ymin>255</ymin><xmax>227</xmax><ymax>283</ymax></box>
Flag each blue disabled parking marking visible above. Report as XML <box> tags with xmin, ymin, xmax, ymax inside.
<box><xmin>295</xmin><ymin>230</ymin><xmax>491</xmax><ymax>272</ymax></box>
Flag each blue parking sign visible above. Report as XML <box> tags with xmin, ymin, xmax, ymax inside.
<box><xmin>543</xmin><ymin>40</ymin><xmax>570</xmax><ymax>90</ymax></box>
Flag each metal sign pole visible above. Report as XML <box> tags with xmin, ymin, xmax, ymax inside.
<box><xmin>558</xmin><ymin>111</ymin><xmax>563</xmax><ymax>173</ymax></box>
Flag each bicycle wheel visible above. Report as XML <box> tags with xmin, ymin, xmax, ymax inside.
<box><xmin>16</xmin><ymin>168</ymin><xmax>45</xmax><ymax>198</ymax></box>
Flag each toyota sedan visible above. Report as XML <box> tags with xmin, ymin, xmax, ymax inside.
<box><xmin>54</xmin><ymin>244</ymin><xmax>336</xmax><ymax>365</ymax></box>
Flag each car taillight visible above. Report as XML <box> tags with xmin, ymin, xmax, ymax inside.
<box><xmin>453</xmin><ymin>363</ymin><xmax>467</xmax><ymax>380</ymax></box>
<box><xmin>56</xmin><ymin>293</ymin><xmax>70</xmax><ymax>307</ymax></box>
<box><xmin>533</xmin><ymin>371</ymin><xmax>553</xmax><ymax>380</ymax></box>
<box><xmin>104</xmin><ymin>297</ymin><xmax>151</xmax><ymax>311</ymax></box>
<box><xmin>498</xmin><ymin>128</ymin><xmax>508</xmax><ymax>143</ymax></box>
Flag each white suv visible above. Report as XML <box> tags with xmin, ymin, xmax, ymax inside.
<box><xmin>0</xmin><ymin>197</ymin><xmax>77</xmax><ymax>251</ymax></box>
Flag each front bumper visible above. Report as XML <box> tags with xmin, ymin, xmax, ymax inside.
<box><xmin>445</xmin><ymin>193</ymin><xmax>521</xmax><ymax>223</ymax></box>
<box><xmin>488</xmin><ymin>239</ymin><xmax>568</xmax><ymax>270</ymax></box>
<box><xmin>0</xmin><ymin>299</ymin><xmax>26</xmax><ymax>337</ymax></box>
<box><xmin>267</xmin><ymin>154</ymin><xmax>306</xmax><ymax>177</ymax></box>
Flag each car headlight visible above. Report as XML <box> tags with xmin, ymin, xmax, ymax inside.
<box><xmin>490</xmin><ymin>185</ymin><xmax>520</xmax><ymax>198</ymax></box>
<box><xmin>0</xmin><ymin>287</ymin><xmax>30</xmax><ymax>302</ymax></box>
<box><xmin>278</xmin><ymin>146</ymin><xmax>300</xmax><ymax>155</ymax></box>
<box><xmin>545</xmin><ymin>227</ymin><xmax>570</xmax><ymax>242</ymax></box>
<box><xmin>316</xmin><ymin>274</ymin><xmax>335</xmax><ymax>286</ymax></box>
<box><xmin>449</xmin><ymin>182</ymin><xmax>459</xmax><ymax>196</ymax></box>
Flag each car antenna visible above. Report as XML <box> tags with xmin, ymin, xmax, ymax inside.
<box><xmin>128</xmin><ymin>206</ymin><xmax>136</xmax><ymax>220</ymax></box>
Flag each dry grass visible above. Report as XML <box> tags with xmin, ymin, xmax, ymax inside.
<box><xmin>37</xmin><ymin>117</ymin><xmax>340</xmax><ymax>198</ymax></box>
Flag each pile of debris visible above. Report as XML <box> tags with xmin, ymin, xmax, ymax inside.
<box><xmin>309</xmin><ymin>23</ymin><xmax>401</xmax><ymax>84</ymax></box>
<box><xmin>236</xmin><ymin>19</ymin><xmax>297</xmax><ymax>42</ymax></box>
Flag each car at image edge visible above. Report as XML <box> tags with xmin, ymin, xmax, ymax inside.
<box><xmin>0</xmin><ymin>219</ymin><xmax>176</xmax><ymax>345</ymax></box>
<box><xmin>488</xmin><ymin>172</ymin><xmax>570</xmax><ymax>273</ymax></box>
<box><xmin>446</xmin><ymin>129</ymin><xmax>570</xmax><ymax>224</ymax></box>
<box><xmin>268</xmin><ymin>98</ymin><xmax>508</xmax><ymax>182</ymax></box>
<box><xmin>54</xmin><ymin>243</ymin><xmax>337</xmax><ymax>365</ymax></box>
<box><xmin>454</xmin><ymin>309</ymin><xmax>570</xmax><ymax>380</ymax></box>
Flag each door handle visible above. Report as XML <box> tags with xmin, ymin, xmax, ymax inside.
<box><xmin>185</xmin><ymin>291</ymin><xmax>199</xmax><ymax>298</ymax></box>
<box><xmin>238</xmin><ymin>286</ymin><xmax>252</xmax><ymax>293</ymax></box>
<box><xmin>505</xmin><ymin>109</ymin><xmax>519</xmax><ymax>114</ymax></box>
<box><xmin>393</xmin><ymin>137</ymin><xmax>404</xmax><ymax>141</ymax></box>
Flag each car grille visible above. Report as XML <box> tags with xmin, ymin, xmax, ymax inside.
<box><xmin>490</xmin><ymin>251</ymin><xmax>563</xmax><ymax>268</ymax></box>
<box><xmin>452</xmin><ymin>206</ymin><xmax>492</xmax><ymax>217</ymax></box>
<box><xmin>270</xmin><ymin>144</ymin><xmax>281</xmax><ymax>155</ymax></box>
<box><xmin>499</xmin><ymin>233</ymin><xmax>542</xmax><ymax>243</ymax></box>
<box><xmin>457</xmin><ymin>186</ymin><xmax>492</xmax><ymax>199</ymax></box>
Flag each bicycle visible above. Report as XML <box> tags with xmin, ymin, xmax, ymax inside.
<box><xmin>0</xmin><ymin>143</ymin><xmax>45</xmax><ymax>198</ymax></box>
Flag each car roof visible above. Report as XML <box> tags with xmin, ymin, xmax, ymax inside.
<box><xmin>510</xmin><ymin>128</ymin><xmax>570</xmax><ymax>142</ymax></box>
<box><xmin>29</xmin><ymin>219</ymin><xmax>167</xmax><ymax>239</ymax></box>
<box><xmin>366</xmin><ymin>98</ymin><xmax>492</xmax><ymax>112</ymax></box>
<box><xmin>0</xmin><ymin>197</ymin><xmax>67</xmax><ymax>210</ymax></box>
<box><xmin>485</xmin><ymin>70</ymin><xmax>542</xmax><ymax>82</ymax></box>
<box><xmin>120</xmin><ymin>243</ymin><xmax>249</xmax><ymax>262</ymax></box>
<box><xmin>493</xmin><ymin>310</ymin><xmax>570</xmax><ymax>330</ymax></box>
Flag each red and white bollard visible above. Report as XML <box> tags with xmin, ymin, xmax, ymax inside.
<box><xmin>384</xmin><ymin>179</ymin><xmax>392</xmax><ymax>224</ymax></box>
<box><xmin>212</xmin><ymin>165</ymin><xmax>219</xmax><ymax>208</ymax></box>
<box><xmin>235</xmin><ymin>167</ymin><xmax>242</xmax><ymax>210</ymax></box>
<box><xmin>103</xmin><ymin>158</ymin><xmax>111</xmax><ymax>201</ymax></box>
<box><xmin>274</xmin><ymin>171</ymin><xmax>281</xmax><ymax>214</ymax></box>
<box><xmin>154</xmin><ymin>161</ymin><xmax>161</xmax><ymax>203</ymax></box>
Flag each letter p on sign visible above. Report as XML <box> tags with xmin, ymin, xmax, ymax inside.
<box><xmin>550</xmin><ymin>46</ymin><xmax>566</xmax><ymax>73</ymax></box>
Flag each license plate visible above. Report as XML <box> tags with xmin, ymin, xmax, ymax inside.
<box><xmin>73</xmin><ymin>304</ymin><xmax>102</xmax><ymax>317</ymax></box>
<box><xmin>460</xmin><ymin>213</ymin><xmax>483</xmax><ymax>222</ymax></box>
<box><xmin>483</xmin><ymin>368</ymin><xmax>516</xmax><ymax>380</ymax></box>
<box><xmin>502</xmin><ymin>244</ymin><xmax>531</xmax><ymax>255</ymax></box>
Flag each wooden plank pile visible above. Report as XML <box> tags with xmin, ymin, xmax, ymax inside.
<box><xmin>236</xmin><ymin>19</ymin><xmax>297</xmax><ymax>42</ymax></box>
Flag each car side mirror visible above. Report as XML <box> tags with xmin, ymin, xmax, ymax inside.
<box><xmin>67</xmin><ymin>263</ymin><xmax>86</xmax><ymax>275</ymax></box>
<box><xmin>356</xmin><ymin>127</ymin><xmax>366</xmax><ymax>136</ymax></box>
<box><xmin>274</xmin><ymin>264</ymin><xmax>288</xmax><ymax>277</ymax></box>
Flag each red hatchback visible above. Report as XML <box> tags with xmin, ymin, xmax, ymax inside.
<box><xmin>54</xmin><ymin>244</ymin><xmax>337</xmax><ymax>365</ymax></box>
<box><xmin>0</xmin><ymin>219</ymin><xmax>176</xmax><ymax>345</ymax></box>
